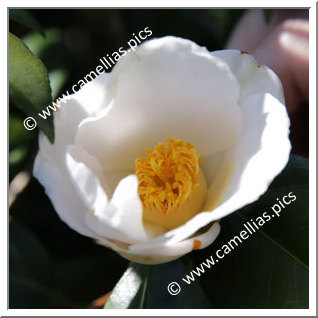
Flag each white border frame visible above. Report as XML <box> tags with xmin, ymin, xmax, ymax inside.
<box><xmin>3</xmin><ymin>1</ymin><xmax>316</xmax><ymax>316</ymax></box>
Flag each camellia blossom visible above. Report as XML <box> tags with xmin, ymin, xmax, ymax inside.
<box><xmin>34</xmin><ymin>36</ymin><xmax>291</xmax><ymax>264</ymax></box>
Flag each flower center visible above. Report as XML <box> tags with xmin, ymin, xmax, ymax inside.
<box><xmin>135</xmin><ymin>138</ymin><xmax>207</xmax><ymax>230</ymax></box>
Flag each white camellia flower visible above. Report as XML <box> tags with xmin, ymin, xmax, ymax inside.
<box><xmin>34</xmin><ymin>36</ymin><xmax>291</xmax><ymax>264</ymax></box>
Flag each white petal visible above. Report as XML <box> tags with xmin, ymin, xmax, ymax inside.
<box><xmin>201</xmin><ymin>152</ymin><xmax>225</xmax><ymax>186</ymax></box>
<box><xmin>84</xmin><ymin>175</ymin><xmax>160</xmax><ymax>244</ymax></box>
<box><xmin>204</xmin><ymin>92</ymin><xmax>291</xmax><ymax>217</ymax></box>
<box><xmin>65</xmin><ymin>146</ymin><xmax>157</xmax><ymax>244</ymax></box>
<box><xmin>115</xmin><ymin>222</ymin><xmax>220</xmax><ymax>265</ymax></box>
<box><xmin>212</xmin><ymin>50</ymin><xmax>284</xmax><ymax>104</ymax></box>
<box><xmin>33</xmin><ymin>153</ymin><xmax>98</xmax><ymax>238</ymax></box>
<box><xmin>72</xmin><ymin>72</ymin><xmax>111</xmax><ymax>116</ymax></box>
<box><xmin>38</xmin><ymin>72</ymin><xmax>110</xmax><ymax>167</ymax></box>
<box><xmin>75</xmin><ymin>36</ymin><xmax>243</xmax><ymax>171</ymax></box>
<box><xmin>35</xmin><ymin>73</ymin><xmax>110</xmax><ymax>195</ymax></box>
<box><xmin>33</xmin><ymin>73</ymin><xmax>112</xmax><ymax>239</ymax></box>
<box><xmin>65</xmin><ymin>146</ymin><xmax>108</xmax><ymax>213</ymax></box>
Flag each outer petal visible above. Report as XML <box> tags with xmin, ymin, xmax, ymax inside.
<box><xmin>212</xmin><ymin>50</ymin><xmax>284</xmax><ymax>104</ymax></box>
<box><xmin>204</xmin><ymin>92</ymin><xmax>291</xmax><ymax>215</ymax></box>
<box><xmin>65</xmin><ymin>146</ymin><xmax>109</xmax><ymax>214</ymax></box>
<box><xmin>33</xmin><ymin>73</ymin><xmax>110</xmax><ymax>238</ymax></box>
<box><xmin>75</xmin><ymin>37</ymin><xmax>243</xmax><ymax>172</ymax></box>
<box><xmin>33</xmin><ymin>154</ymin><xmax>98</xmax><ymax>238</ymax></box>
<box><xmin>113</xmin><ymin>222</ymin><xmax>220</xmax><ymax>265</ymax></box>
<box><xmin>38</xmin><ymin>72</ymin><xmax>110</xmax><ymax>167</ymax></box>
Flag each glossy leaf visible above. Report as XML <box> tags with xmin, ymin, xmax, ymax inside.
<box><xmin>149</xmin><ymin>257</ymin><xmax>212</xmax><ymax>308</ymax></box>
<box><xmin>192</xmin><ymin>155</ymin><xmax>309</xmax><ymax>308</ymax></box>
<box><xmin>9</xmin><ymin>220</ymin><xmax>77</xmax><ymax>308</ymax></box>
<box><xmin>9</xmin><ymin>32</ymin><xmax>54</xmax><ymax>142</ymax></box>
<box><xmin>23</xmin><ymin>29</ymin><xmax>69</xmax><ymax>98</ymax></box>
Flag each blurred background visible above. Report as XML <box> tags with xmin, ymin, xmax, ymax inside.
<box><xmin>9</xmin><ymin>9</ymin><xmax>309</xmax><ymax>309</ymax></box>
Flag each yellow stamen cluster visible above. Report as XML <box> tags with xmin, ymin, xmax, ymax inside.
<box><xmin>135</xmin><ymin>138</ymin><xmax>207</xmax><ymax>230</ymax></box>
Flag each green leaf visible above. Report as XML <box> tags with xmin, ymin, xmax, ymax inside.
<box><xmin>9</xmin><ymin>9</ymin><xmax>44</xmax><ymax>36</ymax></box>
<box><xmin>9</xmin><ymin>32</ymin><xmax>54</xmax><ymax>142</ymax></box>
<box><xmin>105</xmin><ymin>259</ymin><xmax>212</xmax><ymax>309</ymax></box>
<box><xmin>9</xmin><ymin>220</ymin><xmax>78</xmax><ymax>308</ymax></box>
<box><xmin>55</xmin><ymin>255</ymin><xmax>126</xmax><ymax>306</ymax></box>
<box><xmin>149</xmin><ymin>257</ymin><xmax>212</xmax><ymax>309</ymax></box>
<box><xmin>23</xmin><ymin>29</ymin><xmax>69</xmax><ymax>99</ymax></box>
<box><xmin>192</xmin><ymin>155</ymin><xmax>308</xmax><ymax>308</ymax></box>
